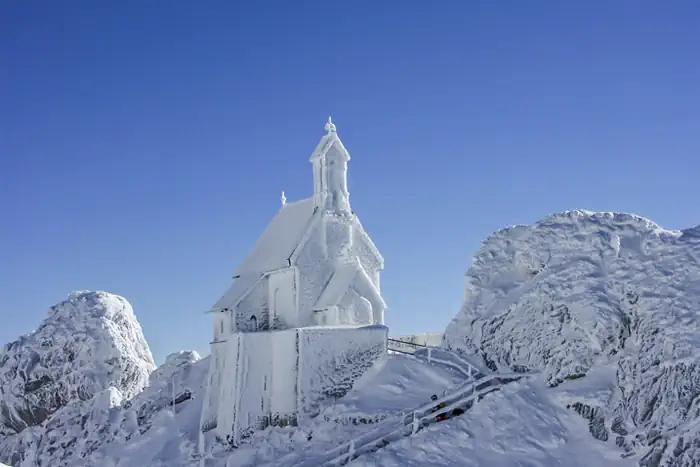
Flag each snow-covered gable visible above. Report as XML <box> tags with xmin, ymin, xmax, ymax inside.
<box><xmin>232</xmin><ymin>197</ymin><xmax>316</xmax><ymax>278</ymax></box>
<box><xmin>314</xmin><ymin>262</ymin><xmax>360</xmax><ymax>310</ymax></box>
<box><xmin>309</xmin><ymin>119</ymin><xmax>350</xmax><ymax>163</ymax></box>
<box><xmin>314</xmin><ymin>258</ymin><xmax>385</xmax><ymax>312</ymax></box>
<box><xmin>352</xmin><ymin>215</ymin><xmax>384</xmax><ymax>270</ymax></box>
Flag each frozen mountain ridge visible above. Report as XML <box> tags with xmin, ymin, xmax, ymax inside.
<box><xmin>444</xmin><ymin>210</ymin><xmax>700</xmax><ymax>467</ymax></box>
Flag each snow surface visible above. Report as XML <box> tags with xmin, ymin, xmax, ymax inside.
<box><xmin>444</xmin><ymin>210</ymin><xmax>700</xmax><ymax>466</ymax></box>
<box><xmin>348</xmin><ymin>378</ymin><xmax>635</xmax><ymax>467</ymax></box>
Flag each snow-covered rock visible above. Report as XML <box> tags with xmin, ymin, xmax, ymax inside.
<box><xmin>0</xmin><ymin>348</ymin><xmax>206</xmax><ymax>467</ymax></box>
<box><xmin>0</xmin><ymin>291</ymin><xmax>155</xmax><ymax>436</ymax></box>
<box><xmin>444</xmin><ymin>210</ymin><xmax>700</xmax><ymax>466</ymax></box>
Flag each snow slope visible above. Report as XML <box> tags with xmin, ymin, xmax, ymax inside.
<box><xmin>222</xmin><ymin>352</ymin><xmax>465</xmax><ymax>466</ymax></box>
<box><xmin>0</xmin><ymin>291</ymin><xmax>155</xmax><ymax>437</ymax></box>
<box><xmin>350</xmin><ymin>378</ymin><xmax>635</xmax><ymax>467</ymax></box>
<box><xmin>444</xmin><ymin>211</ymin><xmax>700</xmax><ymax>466</ymax></box>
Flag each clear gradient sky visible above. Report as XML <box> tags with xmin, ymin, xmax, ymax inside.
<box><xmin>1</xmin><ymin>1</ymin><xmax>698</xmax><ymax>363</ymax></box>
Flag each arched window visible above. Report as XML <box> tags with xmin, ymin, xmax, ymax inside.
<box><xmin>249</xmin><ymin>315</ymin><xmax>258</xmax><ymax>332</ymax></box>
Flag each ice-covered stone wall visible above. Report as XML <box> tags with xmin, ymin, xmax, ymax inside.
<box><xmin>216</xmin><ymin>330</ymin><xmax>298</xmax><ymax>442</ymax></box>
<box><xmin>235</xmin><ymin>279</ymin><xmax>268</xmax><ymax>332</ymax></box>
<box><xmin>212</xmin><ymin>325</ymin><xmax>387</xmax><ymax>442</ymax></box>
<box><xmin>297</xmin><ymin>325</ymin><xmax>387</xmax><ymax>418</ymax></box>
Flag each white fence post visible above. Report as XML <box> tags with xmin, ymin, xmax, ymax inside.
<box><xmin>427</xmin><ymin>347</ymin><xmax>432</xmax><ymax>363</ymax></box>
<box><xmin>348</xmin><ymin>439</ymin><xmax>355</xmax><ymax>461</ymax></box>
<box><xmin>411</xmin><ymin>411</ymin><xmax>419</xmax><ymax>434</ymax></box>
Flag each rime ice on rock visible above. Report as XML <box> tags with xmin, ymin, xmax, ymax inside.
<box><xmin>201</xmin><ymin>118</ymin><xmax>388</xmax><ymax>443</ymax></box>
<box><xmin>0</xmin><ymin>291</ymin><xmax>155</xmax><ymax>437</ymax></box>
<box><xmin>443</xmin><ymin>211</ymin><xmax>700</xmax><ymax>465</ymax></box>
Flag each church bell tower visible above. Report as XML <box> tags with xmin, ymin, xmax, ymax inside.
<box><xmin>310</xmin><ymin>117</ymin><xmax>351</xmax><ymax>214</ymax></box>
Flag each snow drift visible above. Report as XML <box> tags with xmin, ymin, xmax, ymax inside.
<box><xmin>0</xmin><ymin>291</ymin><xmax>155</xmax><ymax>437</ymax></box>
<box><xmin>444</xmin><ymin>210</ymin><xmax>700</xmax><ymax>466</ymax></box>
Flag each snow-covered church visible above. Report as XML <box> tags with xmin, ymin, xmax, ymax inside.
<box><xmin>201</xmin><ymin>118</ymin><xmax>389</xmax><ymax>442</ymax></box>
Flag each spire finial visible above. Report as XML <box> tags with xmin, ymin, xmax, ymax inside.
<box><xmin>281</xmin><ymin>190</ymin><xmax>286</xmax><ymax>206</ymax></box>
<box><xmin>325</xmin><ymin>116</ymin><xmax>336</xmax><ymax>134</ymax></box>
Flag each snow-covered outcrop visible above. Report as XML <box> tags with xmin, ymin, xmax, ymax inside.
<box><xmin>444</xmin><ymin>211</ymin><xmax>700</xmax><ymax>466</ymax></box>
<box><xmin>0</xmin><ymin>348</ymin><xmax>206</xmax><ymax>467</ymax></box>
<box><xmin>0</xmin><ymin>291</ymin><xmax>155</xmax><ymax>437</ymax></box>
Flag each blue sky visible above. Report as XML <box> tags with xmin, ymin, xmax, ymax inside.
<box><xmin>1</xmin><ymin>1</ymin><xmax>698</xmax><ymax>363</ymax></box>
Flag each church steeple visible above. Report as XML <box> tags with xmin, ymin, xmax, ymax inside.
<box><xmin>310</xmin><ymin>117</ymin><xmax>351</xmax><ymax>214</ymax></box>
<box><xmin>325</xmin><ymin>116</ymin><xmax>336</xmax><ymax>134</ymax></box>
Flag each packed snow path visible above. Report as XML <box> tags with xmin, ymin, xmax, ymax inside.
<box><xmin>283</xmin><ymin>371</ymin><xmax>535</xmax><ymax>467</ymax></box>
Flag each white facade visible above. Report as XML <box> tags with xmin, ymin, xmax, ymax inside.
<box><xmin>201</xmin><ymin>118</ymin><xmax>388</xmax><ymax>442</ymax></box>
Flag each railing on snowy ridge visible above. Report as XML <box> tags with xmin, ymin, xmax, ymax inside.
<box><xmin>388</xmin><ymin>338</ymin><xmax>492</xmax><ymax>380</ymax></box>
<box><xmin>291</xmin><ymin>371</ymin><xmax>535</xmax><ymax>467</ymax></box>
<box><xmin>415</xmin><ymin>346</ymin><xmax>493</xmax><ymax>378</ymax></box>
<box><xmin>273</xmin><ymin>366</ymin><xmax>480</xmax><ymax>467</ymax></box>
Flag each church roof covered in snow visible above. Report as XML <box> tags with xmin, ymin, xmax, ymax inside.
<box><xmin>232</xmin><ymin>197</ymin><xmax>316</xmax><ymax>278</ymax></box>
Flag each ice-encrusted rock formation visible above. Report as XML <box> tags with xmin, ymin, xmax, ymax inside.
<box><xmin>444</xmin><ymin>210</ymin><xmax>700</xmax><ymax>467</ymax></box>
<box><xmin>0</xmin><ymin>291</ymin><xmax>155</xmax><ymax>437</ymax></box>
<box><xmin>0</xmin><ymin>350</ymin><xmax>206</xmax><ymax>467</ymax></box>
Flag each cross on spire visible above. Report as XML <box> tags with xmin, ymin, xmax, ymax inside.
<box><xmin>325</xmin><ymin>116</ymin><xmax>336</xmax><ymax>134</ymax></box>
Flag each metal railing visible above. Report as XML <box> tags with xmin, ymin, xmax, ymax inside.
<box><xmin>291</xmin><ymin>371</ymin><xmax>533</xmax><ymax>467</ymax></box>
<box><xmin>387</xmin><ymin>339</ymin><xmax>491</xmax><ymax>380</ymax></box>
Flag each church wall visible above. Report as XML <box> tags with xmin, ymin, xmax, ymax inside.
<box><xmin>213</xmin><ymin>326</ymin><xmax>387</xmax><ymax>441</ymax></box>
<box><xmin>215</xmin><ymin>330</ymin><xmax>299</xmax><ymax>443</ymax></box>
<box><xmin>267</xmin><ymin>268</ymin><xmax>297</xmax><ymax>329</ymax></box>
<box><xmin>351</xmin><ymin>224</ymin><xmax>382</xmax><ymax>290</ymax></box>
<box><xmin>337</xmin><ymin>288</ymin><xmax>373</xmax><ymax>326</ymax></box>
<box><xmin>295</xmin><ymin>222</ymin><xmax>333</xmax><ymax>326</ymax></box>
<box><xmin>200</xmin><ymin>341</ymin><xmax>226</xmax><ymax>433</ymax></box>
<box><xmin>297</xmin><ymin>325</ymin><xmax>387</xmax><ymax>419</ymax></box>
<box><xmin>214</xmin><ymin>334</ymin><xmax>240</xmax><ymax>438</ymax></box>
<box><xmin>325</xmin><ymin>215</ymin><xmax>352</xmax><ymax>259</ymax></box>
<box><xmin>235</xmin><ymin>278</ymin><xmax>269</xmax><ymax>331</ymax></box>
